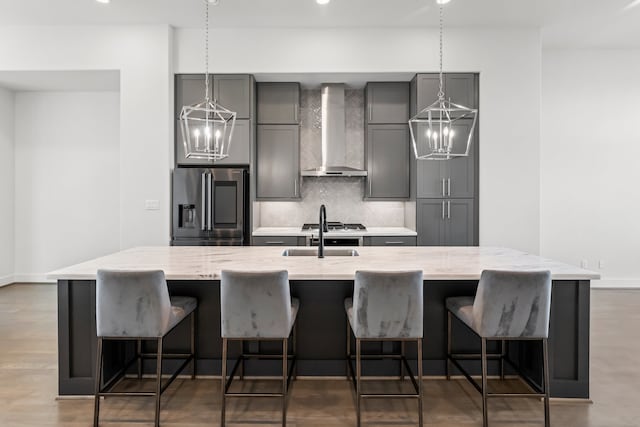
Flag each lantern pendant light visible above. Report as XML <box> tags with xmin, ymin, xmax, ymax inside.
<box><xmin>180</xmin><ymin>0</ymin><xmax>236</xmax><ymax>161</ymax></box>
<box><xmin>409</xmin><ymin>2</ymin><xmax>478</xmax><ymax>160</ymax></box>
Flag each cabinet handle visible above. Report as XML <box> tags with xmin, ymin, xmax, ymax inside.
<box><xmin>294</xmin><ymin>178</ymin><xmax>298</xmax><ymax>197</ymax></box>
<box><xmin>447</xmin><ymin>200</ymin><xmax>451</xmax><ymax>219</ymax></box>
<box><xmin>442</xmin><ymin>201</ymin><xmax>445</xmax><ymax>219</ymax></box>
<box><xmin>385</xmin><ymin>241</ymin><xmax>404</xmax><ymax>245</ymax></box>
<box><xmin>294</xmin><ymin>105</ymin><xmax>298</xmax><ymax>123</ymax></box>
<box><xmin>201</xmin><ymin>172</ymin><xmax>206</xmax><ymax>231</ymax></box>
<box><xmin>447</xmin><ymin>178</ymin><xmax>451</xmax><ymax>196</ymax></box>
<box><xmin>369</xmin><ymin>180</ymin><xmax>372</xmax><ymax>196</ymax></box>
<box><xmin>265</xmin><ymin>241</ymin><xmax>285</xmax><ymax>245</ymax></box>
<box><xmin>369</xmin><ymin>104</ymin><xmax>372</xmax><ymax>122</ymax></box>
<box><xmin>442</xmin><ymin>178</ymin><xmax>446</xmax><ymax>196</ymax></box>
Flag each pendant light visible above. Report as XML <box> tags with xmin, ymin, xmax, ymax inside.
<box><xmin>180</xmin><ymin>0</ymin><xmax>236</xmax><ymax>161</ymax></box>
<box><xmin>409</xmin><ymin>1</ymin><xmax>478</xmax><ymax>160</ymax></box>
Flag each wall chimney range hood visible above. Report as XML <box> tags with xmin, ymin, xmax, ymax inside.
<box><xmin>302</xmin><ymin>84</ymin><xmax>367</xmax><ymax>177</ymax></box>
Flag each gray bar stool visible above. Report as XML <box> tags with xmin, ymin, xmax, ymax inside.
<box><xmin>94</xmin><ymin>269</ymin><xmax>197</xmax><ymax>427</ymax></box>
<box><xmin>345</xmin><ymin>270</ymin><xmax>424</xmax><ymax>427</ymax></box>
<box><xmin>220</xmin><ymin>270</ymin><xmax>299</xmax><ymax>427</ymax></box>
<box><xmin>446</xmin><ymin>269</ymin><xmax>552</xmax><ymax>427</ymax></box>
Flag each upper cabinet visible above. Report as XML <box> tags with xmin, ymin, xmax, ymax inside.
<box><xmin>366</xmin><ymin>82</ymin><xmax>410</xmax><ymax>124</ymax></box>
<box><xmin>213</xmin><ymin>74</ymin><xmax>254</xmax><ymax>119</ymax></box>
<box><xmin>256</xmin><ymin>125</ymin><xmax>300</xmax><ymax>199</ymax></box>
<box><xmin>257</xmin><ymin>83</ymin><xmax>300</xmax><ymax>125</ymax></box>
<box><xmin>175</xmin><ymin>74</ymin><xmax>254</xmax><ymax>120</ymax></box>
<box><xmin>413</xmin><ymin>73</ymin><xmax>478</xmax><ymax>114</ymax></box>
<box><xmin>365</xmin><ymin>125</ymin><xmax>411</xmax><ymax>200</ymax></box>
<box><xmin>174</xmin><ymin>74</ymin><xmax>255</xmax><ymax>167</ymax></box>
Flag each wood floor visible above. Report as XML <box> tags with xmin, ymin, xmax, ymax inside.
<box><xmin>1</xmin><ymin>284</ymin><xmax>639</xmax><ymax>426</ymax></box>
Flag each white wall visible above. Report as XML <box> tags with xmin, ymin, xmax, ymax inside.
<box><xmin>541</xmin><ymin>49</ymin><xmax>640</xmax><ymax>287</ymax></box>
<box><xmin>176</xmin><ymin>27</ymin><xmax>543</xmax><ymax>253</ymax></box>
<box><xmin>13</xmin><ymin>92</ymin><xmax>120</xmax><ymax>281</ymax></box>
<box><xmin>0</xmin><ymin>26</ymin><xmax>173</xmax><ymax>254</ymax></box>
<box><xmin>0</xmin><ymin>87</ymin><xmax>14</xmax><ymax>286</ymax></box>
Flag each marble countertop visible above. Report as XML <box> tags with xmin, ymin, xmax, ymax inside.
<box><xmin>48</xmin><ymin>246</ymin><xmax>600</xmax><ymax>281</ymax></box>
<box><xmin>252</xmin><ymin>227</ymin><xmax>417</xmax><ymax>237</ymax></box>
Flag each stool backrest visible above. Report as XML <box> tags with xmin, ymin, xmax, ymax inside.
<box><xmin>473</xmin><ymin>270</ymin><xmax>552</xmax><ymax>338</ymax></box>
<box><xmin>96</xmin><ymin>269</ymin><xmax>171</xmax><ymax>338</ymax></box>
<box><xmin>352</xmin><ymin>270</ymin><xmax>424</xmax><ymax>338</ymax></box>
<box><xmin>220</xmin><ymin>270</ymin><xmax>291</xmax><ymax>338</ymax></box>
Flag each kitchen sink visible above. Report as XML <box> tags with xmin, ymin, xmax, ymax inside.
<box><xmin>282</xmin><ymin>248</ymin><xmax>359</xmax><ymax>257</ymax></box>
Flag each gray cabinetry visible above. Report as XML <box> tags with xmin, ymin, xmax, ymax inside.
<box><xmin>175</xmin><ymin>74</ymin><xmax>211</xmax><ymax>119</ymax></box>
<box><xmin>256</xmin><ymin>125</ymin><xmax>300</xmax><ymax>199</ymax></box>
<box><xmin>365</xmin><ymin>125</ymin><xmax>411</xmax><ymax>200</ymax></box>
<box><xmin>253</xmin><ymin>236</ymin><xmax>305</xmax><ymax>246</ymax></box>
<box><xmin>416</xmin><ymin>119</ymin><xmax>476</xmax><ymax>199</ymax></box>
<box><xmin>363</xmin><ymin>236</ymin><xmax>417</xmax><ymax>246</ymax></box>
<box><xmin>213</xmin><ymin>74</ymin><xmax>253</xmax><ymax>119</ymax></box>
<box><xmin>257</xmin><ymin>83</ymin><xmax>300</xmax><ymax>124</ymax></box>
<box><xmin>366</xmin><ymin>82</ymin><xmax>410</xmax><ymax>124</ymax></box>
<box><xmin>417</xmin><ymin>198</ymin><xmax>475</xmax><ymax>246</ymax></box>
<box><xmin>413</xmin><ymin>73</ymin><xmax>478</xmax><ymax>114</ymax></box>
<box><xmin>176</xmin><ymin>119</ymin><xmax>250</xmax><ymax>166</ymax></box>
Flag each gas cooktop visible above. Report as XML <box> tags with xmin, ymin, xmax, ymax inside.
<box><xmin>301</xmin><ymin>222</ymin><xmax>367</xmax><ymax>232</ymax></box>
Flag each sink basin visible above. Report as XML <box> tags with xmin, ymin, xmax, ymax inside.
<box><xmin>282</xmin><ymin>248</ymin><xmax>359</xmax><ymax>257</ymax></box>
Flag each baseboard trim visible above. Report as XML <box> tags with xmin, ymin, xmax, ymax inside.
<box><xmin>592</xmin><ymin>279</ymin><xmax>640</xmax><ymax>289</ymax></box>
<box><xmin>12</xmin><ymin>274</ymin><xmax>55</xmax><ymax>284</ymax></box>
<box><xmin>0</xmin><ymin>274</ymin><xmax>14</xmax><ymax>287</ymax></box>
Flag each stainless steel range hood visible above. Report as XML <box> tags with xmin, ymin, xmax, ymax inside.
<box><xmin>302</xmin><ymin>84</ymin><xmax>367</xmax><ymax>177</ymax></box>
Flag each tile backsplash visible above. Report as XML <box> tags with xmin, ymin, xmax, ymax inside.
<box><xmin>256</xmin><ymin>88</ymin><xmax>413</xmax><ymax>228</ymax></box>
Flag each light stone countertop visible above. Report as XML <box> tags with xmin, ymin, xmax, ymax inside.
<box><xmin>252</xmin><ymin>227</ymin><xmax>417</xmax><ymax>237</ymax></box>
<box><xmin>48</xmin><ymin>246</ymin><xmax>600</xmax><ymax>281</ymax></box>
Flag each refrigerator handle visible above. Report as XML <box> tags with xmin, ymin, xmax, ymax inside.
<box><xmin>201</xmin><ymin>172</ymin><xmax>206</xmax><ymax>231</ymax></box>
<box><xmin>207</xmin><ymin>172</ymin><xmax>213</xmax><ymax>231</ymax></box>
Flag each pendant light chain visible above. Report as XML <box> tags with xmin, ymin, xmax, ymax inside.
<box><xmin>438</xmin><ymin>4</ymin><xmax>445</xmax><ymax>100</ymax></box>
<box><xmin>204</xmin><ymin>0</ymin><xmax>210</xmax><ymax>102</ymax></box>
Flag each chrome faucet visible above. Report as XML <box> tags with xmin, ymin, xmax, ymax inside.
<box><xmin>318</xmin><ymin>204</ymin><xmax>328</xmax><ymax>258</ymax></box>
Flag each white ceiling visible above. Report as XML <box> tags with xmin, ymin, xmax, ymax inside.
<box><xmin>0</xmin><ymin>0</ymin><xmax>639</xmax><ymax>48</ymax></box>
<box><xmin>0</xmin><ymin>71</ymin><xmax>120</xmax><ymax>91</ymax></box>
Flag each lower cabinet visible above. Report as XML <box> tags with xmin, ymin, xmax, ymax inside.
<box><xmin>363</xmin><ymin>236</ymin><xmax>417</xmax><ymax>246</ymax></box>
<box><xmin>417</xmin><ymin>199</ymin><xmax>476</xmax><ymax>246</ymax></box>
<box><xmin>252</xmin><ymin>236</ymin><xmax>306</xmax><ymax>246</ymax></box>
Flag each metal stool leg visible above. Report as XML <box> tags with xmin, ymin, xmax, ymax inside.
<box><xmin>292</xmin><ymin>323</ymin><xmax>298</xmax><ymax>380</ymax></box>
<box><xmin>238</xmin><ymin>340</ymin><xmax>244</xmax><ymax>380</ymax></box>
<box><xmin>400</xmin><ymin>341</ymin><xmax>406</xmax><ymax>381</ymax></box>
<box><xmin>137</xmin><ymin>339</ymin><xmax>143</xmax><ymax>379</ymax></box>
<box><xmin>346</xmin><ymin>320</ymin><xmax>351</xmax><ymax>377</ymax></box>
<box><xmin>417</xmin><ymin>338</ymin><xmax>424</xmax><ymax>427</ymax></box>
<box><xmin>154</xmin><ymin>338</ymin><xmax>163</xmax><ymax>427</ymax></box>
<box><xmin>356</xmin><ymin>338</ymin><xmax>362</xmax><ymax>427</ymax></box>
<box><xmin>282</xmin><ymin>338</ymin><xmax>288</xmax><ymax>427</ymax></box>
<box><xmin>221</xmin><ymin>338</ymin><xmax>227</xmax><ymax>427</ymax></box>
<box><xmin>93</xmin><ymin>337</ymin><xmax>104</xmax><ymax>427</ymax></box>
<box><xmin>500</xmin><ymin>340</ymin><xmax>506</xmax><ymax>380</ymax></box>
<box><xmin>191</xmin><ymin>311</ymin><xmax>196</xmax><ymax>380</ymax></box>
<box><xmin>481</xmin><ymin>338</ymin><xmax>489</xmax><ymax>427</ymax></box>
<box><xmin>543</xmin><ymin>339</ymin><xmax>551</xmax><ymax>427</ymax></box>
<box><xmin>446</xmin><ymin>311</ymin><xmax>452</xmax><ymax>380</ymax></box>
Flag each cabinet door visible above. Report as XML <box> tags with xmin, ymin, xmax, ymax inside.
<box><xmin>256</xmin><ymin>125</ymin><xmax>300</xmax><ymax>199</ymax></box>
<box><xmin>366</xmin><ymin>125</ymin><xmax>410</xmax><ymax>199</ymax></box>
<box><xmin>366</xmin><ymin>82</ymin><xmax>410</xmax><ymax>124</ymax></box>
<box><xmin>417</xmin><ymin>160</ymin><xmax>445</xmax><ymax>198</ymax></box>
<box><xmin>445</xmin><ymin>74</ymin><xmax>477</xmax><ymax>109</ymax></box>
<box><xmin>443</xmin><ymin>199</ymin><xmax>475</xmax><ymax>246</ymax></box>
<box><xmin>175</xmin><ymin>74</ymin><xmax>211</xmax><ymax>119</ymax></box>
<box><xmin>443</xmin><ymin>119</ymin><xmax>476</xmax><ymax>198</ymax></box>
<box><xmin>415</xmin><ymin>74</ymin><xmax>441</xmax><ymax>113</ymax></box>
<box><xmin>213</xmin><ymin>75</ymin><xmax>252</xmax><ymax>119</ymax></box>
<box><xmin>417</xmin><ymin>199</ymin><xmax>446</xmax><ymax>246</ymax></box>
<box><xmin>257</xmin><ymin>83</ymin><xmax>300</xmax><ymax>124</ymax></box>
<box><xmin>175</xmin><ymin>119</ymin><xmax>251</xmax><ymax>166</ymax></box>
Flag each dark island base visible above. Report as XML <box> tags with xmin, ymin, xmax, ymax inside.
<box><xmin>58</xmin><ymin>280</ymin><xmax>590</xmax><ymax>398</ymax></box>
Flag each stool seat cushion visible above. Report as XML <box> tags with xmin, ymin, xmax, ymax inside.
<box><xmin>445</xmin><ymin>296</ymin><xmax>475</xmax><ymax>331</ymax></box>
<box><xmin>167</xmin><ymin>296</ymin><xmax>198</xmax><ymax>333</ymax></box>
<box><xmin>345</xmin><ymin>270</ymin><xmax>423</xmax><ymax>339</ymax></box>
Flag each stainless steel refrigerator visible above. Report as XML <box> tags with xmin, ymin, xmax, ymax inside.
<box><xmin>171</xmin><ymin>167</ymin><xmax>249</xmax><ymax>246</ymax></box>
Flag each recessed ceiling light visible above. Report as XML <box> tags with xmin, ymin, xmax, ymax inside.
<box><xmin>316</xmin><ymin>0</ymin><xmax>330</xmax><ymax>5</ymax></box>
<box><xmin>436</xmin><ymin>0</ymin><xmax>451</xmax><ymax>4</ymax></box>
<box><xmin>96</xmin><ymin>0</ymin><xmax>110</xmax><ymax>4</ymax></box>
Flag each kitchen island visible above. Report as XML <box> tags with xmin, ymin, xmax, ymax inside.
<box><xmin>49</xmin><ymin>246</ymin><xmax>598</xmax><ymax>398</ymax></box>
